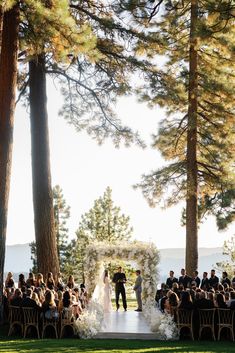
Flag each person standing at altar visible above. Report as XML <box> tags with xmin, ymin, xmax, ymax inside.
<box><xmin>178</xmin><ymin>268</ymin><xmax>192</xmax><ymax>289</ymax></box>
<box><xmin>166</xmin><ymin>270</ymin><xmax>178</xmax><ymax>289</ymax></box>
<box><xmin>133</xmin><ymin>270</ymin><xmax>142</xmax><ymax>312</ymax></box>
<box><xmin>112</xmin><ymin>266</ymin><xmax>127</xmax><ymax>311</ymax></box>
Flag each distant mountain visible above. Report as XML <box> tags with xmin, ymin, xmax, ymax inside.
<box><xmin>4</xmin><ymin>243</ymin><xmax>227</xmax><ymax>282</ymax></box>
<box><xmin>5</xmin><ymin>243</ymin><xmax>32</xmax><ymax>275</ymax></box>
<box><xmin>158</xmin><ymin>247</ymin><xmax>228</xmax><ymax>282</ymax></box>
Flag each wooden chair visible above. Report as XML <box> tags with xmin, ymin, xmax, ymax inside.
<box><xmin>8</xmin><ymin>306</ymin><xmax>23</xmax><ymax>336</ymax></box>
<box><xmin>42</xmin><ymin>309</ymin><xmax>59</xmax><ymax>338</ymax></box>
<box><xmin>198</xmin><ymin>308</ymin><xmax>216</xmax><ymax>341</ymax></box>
<box><xmin>60</xmin><ymin>307</ymin><xmax>75</xmax><ymax>338</ymax></box>
<box><xmin>22</xmin><ymin>307</ymin><xmax>40</xmax><ymax>338</ymax></box>
<box><xmin>175</xmin><ymin>309</ymin><xmax>194</xmax><ymax>340</ymax></box>
<box><xmin>217</xmin><ymin>308</ymin><xmax>234</xmax><ymax>341</ymax></box>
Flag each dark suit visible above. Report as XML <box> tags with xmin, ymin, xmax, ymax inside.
<box><xmin>10</xmin><ymin>297</ymin><xmax>23</xmax><ymax>307</ymax></box>
<box><xmin>200</xmin><ymin>278</ymin><xmax>209</xmax><ymax>290</ymax></box>
<box><xmin>194</xmin><ymin>298</ymin><xmax>214</xmax><ymax>309</ymax></box>
<box><xmin>166</xmin><ymin>277</ymin><xmax>178</xmax><ymax>289</ymax></box>
<box><xmin>192</xmin><ymin>276</ymin><xmax>201</xmax><ymax>287</ymax></box>
<box><xmin>208</xmin><ymin>276</ymin><xmax>219</xmax><ymax>289</ymax></box>
<box><xmin>178</xmin><ymin>275</ymin><xmax>192</xmax><ymax>289</ymax></box>
<box><xmin>112</xmin><ymin>272</ymin><xmax>127</xmax><ymax>310</ymax></box>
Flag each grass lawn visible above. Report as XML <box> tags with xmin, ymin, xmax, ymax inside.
<box><xmin>0</xmin><ymin>337</ymin><xmax>235</xmax><ymax>353</ymax></box>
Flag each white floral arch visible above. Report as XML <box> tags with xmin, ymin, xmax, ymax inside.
<box><xmin>84</xmin><ymin>240</ymin><xmax>160</xmax><ymax>304</ymax></box>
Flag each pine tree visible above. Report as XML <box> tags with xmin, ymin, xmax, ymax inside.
<box><xmin>53</xmin><ymin>185</ymin><xmax>70</xmax><ymax>272</ymax></box>
<box><xmin>216</xmin><ymin>235</ymin><xmax>235</xmax><ymax>277</ymax></box>
<box><xmin>17</xmin><ymin>0</ymin><xmax>161</xmax><ymax>278</ymax></box>
<box><xmin>0</xmin><ymin>2</ymin><xmax>20</xmax><ymax>317</ymax></box>
<box><xmin>131</xmin><ymin>1</ymin><xmax>235</xmax><ymax>274</ymax></box>
<box><xmin>30</xmin><ymin>185</ymin><xmax>71</xmax><ymax>274</ymax></box>
<box><xmin>70</xmin><ymin>187</ymin><xmax>133</xmax><ymax>282</ymax></box>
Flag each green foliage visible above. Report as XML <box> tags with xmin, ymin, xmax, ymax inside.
<box><xmin>53</xmin><ymin>185</ymin><xmax>70</xmax><ymax>272</ymax></box>
<box><xmin>29</xmin><ymin>241</ymin><xmax>38</xmax><ymax>273</ymax></box>
<box><xmin>69</xmin><ymin>186</ymin><xmax>133</xmax><ymax>283</ymax></box>
<box><xmin>29</xmin><ymin>185</ymin><xmax>71</xmax><ymax>274</ymax></box>
<box><xmin>132</xmin><ymin>1</ymin><xmax>235</xmax><ymax>228</ymax></box>
<box><xmin>216</xmin><ymin>235</ymin><xmax>235</xmax><ymax>277</ymax></box>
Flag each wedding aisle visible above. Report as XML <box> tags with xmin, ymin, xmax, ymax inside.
<box><xmin>95</xmin><ymin>311</ymin><xmax>158</xmax><ymax>339</ymax></box>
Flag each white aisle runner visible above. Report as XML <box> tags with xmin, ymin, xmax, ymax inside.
<box><xmin>96</xmin><ymin>311</ymin><xmax>158</xmax><ymax>339</ymax></box>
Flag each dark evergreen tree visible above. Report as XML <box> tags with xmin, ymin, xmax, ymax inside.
<box><xmin>69</xmin><ymin>187</ymin><xmax>133</xmax><ymax>282</ymax></box>
<box><xmin>128</xmin><ymin>0</ymin><xmax>235</xmax><ymax>274</ymax></box>
<box><xmin>53</xmin><ymin>185</ymin><xmax>70</xmax><ymax>272</ymax></box>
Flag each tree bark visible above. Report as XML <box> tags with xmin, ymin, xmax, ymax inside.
<box><xmin>186</xmin><ymin>0</ymin><xmax>198</xmax><ymax>275</ymax></box>
<box><xmin>0</xmin><ymin>4</ymin><xmax>19</xmax><ymax>320</ymax></box>
<box><xmin>29</xmin><ymin>54</ymin><xmax>59</xmax><ymax>279</ymax></box>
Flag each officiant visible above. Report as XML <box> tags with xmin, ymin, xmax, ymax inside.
<box><xmin>112</xmin><ymin>266</ymin><xmax>127</xmax><ymax>311</ymax></box>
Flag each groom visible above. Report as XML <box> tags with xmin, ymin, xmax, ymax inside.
<box><xmin>112</xmin><ymin>266</ymin><xmax>127</xmax><ymax>311</ymax></box>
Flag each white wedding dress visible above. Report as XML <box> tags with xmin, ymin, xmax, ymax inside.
<box><xmin>93</xmin><ymin>271</ymin><xmax>112</xmax><ymax>313</ymax></box>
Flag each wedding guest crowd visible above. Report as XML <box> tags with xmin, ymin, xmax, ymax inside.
<box><xmin>156</xmin><ymin>268</ymin><xmax>235</xmax><ymax>313</ymax></box>
<box><xmin>3</xmin><ymin>272</ymin><xmax>88</xmax><ymax>324</ymax></box>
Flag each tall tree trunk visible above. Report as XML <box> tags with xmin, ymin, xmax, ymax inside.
<box><xmin>186</xmin><ymin>0</ymin><xmax>198</xmax><ymax>275</ymax></box>
<box><xmin>0</xmin><ymin>4</ymin><xmax>19</xmax><ymax>321</ymax></box>
<box><xmin>29</xmin><ymin>54</ymin><xmax>59</xmax><ymax>279</ymax></box>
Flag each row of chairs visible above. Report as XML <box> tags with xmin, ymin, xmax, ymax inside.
<box><xmin>175</xmin><ymin>308</ymin><xmax>235</xmax><ymax>341</ymax></box>
<box><xmin>8</xmin><ymin>305</ymin><xmax>76</xmax><ymax>339</ymax></box>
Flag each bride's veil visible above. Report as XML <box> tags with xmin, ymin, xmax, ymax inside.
<box><xmin>92</xmin><ymin>265</ymin><xmax>105</xmax><ymax>304</ymax></box>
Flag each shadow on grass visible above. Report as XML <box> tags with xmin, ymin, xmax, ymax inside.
<box><xmin>0</xmin><ymin>338</ymin><xmax>235</xmax><ymax>353</ymax></box>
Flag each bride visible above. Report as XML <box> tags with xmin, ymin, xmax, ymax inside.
<box><xmin>93</xmin><ymin>269</ymin><xmax>112</xmax><ymax>313</ymax></box>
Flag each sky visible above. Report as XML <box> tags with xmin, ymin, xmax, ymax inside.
<box><xmin>6</xmin><ymin>79</ymin><xmax>235</xmax><ymax>249</ymax></box>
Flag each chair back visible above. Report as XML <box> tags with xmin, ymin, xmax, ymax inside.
<box><xmin>8</xmin><ymin>306</ymin><xmax>22</xmax><ymax>324</ymax></box>
<box><xmin>22</xmin><ymin>307</ymin><xmax>39</xmax><ymax>325</ymax></box>
<box><xmin>177</xmin><ymin>309</ymin><xmax>193</xmax><ymax>326</ymax></box>
<box><xmin>61</xmin><ymin>307</ymin><xmax>74</xmax><ymax>324</ymax></box>
<box><xmin>198</xmin><ymin>308</ymin><xmax>216</xmax><ymax>326</ymax></box>
<box><xmin>217</xmin><ymin>308</ymin><xmax>234</xmax><ymax>326</ymax></box>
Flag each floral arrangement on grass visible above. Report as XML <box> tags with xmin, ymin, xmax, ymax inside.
<box><xmin>74</xmin><ymin>300</ymin><xmax>104</xmax><ymax>339</ymax></box>
<box><xmin>143</xmin><ymin>302</ymin><xmax>179</xmax><ymax>340</ymax></box>
<box><xmin>84</xmin><ymin>240</ymin><xmax>159</xmax><ymax>304</ymax></box>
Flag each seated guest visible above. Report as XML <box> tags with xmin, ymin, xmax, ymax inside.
<box><xmin>194</xmin><ymin>291</ymin><xmax>214</xmax><ymax>309</ymax></box>
<box><xmin>166</xmin><ymin>271</ymin><xmax>178</xmax><ymax>289</ymax></box>
<box><xmin>155</xmin><ymin>283</ymin><xmax>167</xmax><ymax>303</ymax></box>
<box><xmin>56</xmin><ymin>273</ymin><xmax>64</xmax><ymax>291</ymax></box>
<box><xmin>5</xmin><ymin>272</ymin><xmax>15</xmax><ymax>289</ymax></box>
<box><xmin>226</xmin><ymin>291</ymin><xmax>235</xmax><ymax>309</ymax></box>
<box><xmin>18</xmin><ymin>274</ymin><xmax>27</xmax><ymax>289</ymax></box>
<box><xmin>42</xmin><ymin>290</ymin><xmax>58</xmax><ymax>318</ymax></box>
<box><xmin>207</xmin><ymin>291</ymin><xmax>216</xmax><ymax>307</ymax></box>
<box><xmin>10</xmin><ymin>288</ymin><xmax>23</xmax><ymax>306</ymax></box>
<box><xmin>232</xmin><ymin>271</ymin><xmax>235</xmax><ymax>285</ymax></box>
<box><xmin>192</xmin><ymin>271</ymin><xmax>200</xmax><ymax>288</ymax></box>
<box><xmin>21</xmin><ymin>288</ymin><xmax>41</xmax><ymax>310</ymax></box>
<box><xmin>221</xmin><ymin>271</ymin><xmax>231</xmax><ymax>287</ymax></box>
<box><xmin>215</xmin><ymin>293</ymin><xmax>227</xmax><ymax>309</ymax></box>
<box><xmin>79</xmin><ymin>284</ymin><xmax>88</xmax><ymax>308</ymax></box>
<box><xmin>178</xmin><ymin>290</ymin><xmax>194</xmax><ymax>310</ymax></box>
<box><xmin>208</xmin><ymin>269</ymin><xmax>219</xmax><ymax>289</ymax></box>
<box><xmin>57</xmin><ymin>290</ymin><xmax>64</xmax><ymax>313</ymax></box>
<box><xmin>32</xmin><ymin>292</ymin><xmax>42</xmax><ymax>307</ymax></box>
<box><xmin>200</xmin><ymin>272</ymin><xmax>209</xmax><ymax>291</ymax></box>
<box><xmin>159</xmin><ymin>296</ymin><xmax>168</xmax><ymax>313</ymax></box>
<box><xmin>46</xmin><ymin>272</ymin><xmax>55</xmax><ymax>290</ymax></box>
<box><xmin>35</xmin><ymin>273</ymin><xmax>46</xmax><ymax>288</ymax></box>
<box><xmin>62</xmin><ymin>290</ymin><xmax>73</xmax><ymax>309</ymax></box>
<box><xmin>168</xmin><ymin>291</ymin><xmax>179</xmax><ymax>315</ymax></box>
<box><xmin>26</xmin><ymin>272</ymin><xmax>36</xmax><ymax>287</ymax></box>
<box><xmin>67</xmin><ymin>275</ymin><xmax>75</xmax><ymax>289</ymax></box>
<box><xmin>36</xmin><ymin>287</ymin><xmax>45</xmax><ymax>305</ymax></box>
<box><xmin>178</xmin><ymin>269</ymin><xmax>192</xmax><ymax>289</ymax></box>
